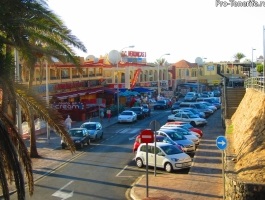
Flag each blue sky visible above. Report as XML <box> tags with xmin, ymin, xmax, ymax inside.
<box><xmin>47</xmin><ymin>0</ymin><xmax>265</xmax><ymax>63</ymax></box>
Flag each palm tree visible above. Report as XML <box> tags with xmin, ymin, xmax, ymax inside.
<box><xmin>234</xmin><ymin>52</ymin><xmax>246</xmax><ymax>63</ymax></box>
<box><xmin>0</xmin><ymin>0</ymin><xmax>87</xmax><ymax>199</ymax></box>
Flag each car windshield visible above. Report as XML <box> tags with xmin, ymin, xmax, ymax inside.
<box><xmin>142</xmin><ymin>104</ymin><xmax>148</xmax><ymax>108</ymax></box>
<box><xmin>69</xmin><ymin>130</ymin><xmax>84</xmax><ymax>137</ymax></box>
<box><xmin>160</xmin><ymin>144</ymin><xmax>183</xmax><ymax>155</ymax></box>
<box><xmin>166</xmin><ymin>131</ymin><xmax>186</xmax><ymax>140</ymax></box>
<box><xmin>81</xmin><ymin>124</ymin><xmax>96</xmax><ymax>130</ymax></box>
<box><xmin>183</xmin><ymin>123</ymin><xmax>192</xmax><ymax>129</ymax></box>
<box><xmin>121</xmin><ymin>111</ymin><xmax>132</xmax><ymax>115</ymax></box>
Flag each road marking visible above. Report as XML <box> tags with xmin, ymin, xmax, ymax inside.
<box><xmin>116</xmin><ymin>165</ymin><xmax>133</xmax><ymax>177</ymax></box>
<box><xmin>119</xmin><ymin>128</ymin><xmax>141</xmax><ymax>134</ymax></box>
<box><xmin>52</xmin><ymin>181</ymin><xmax>74</xmax><ymax>199</ymax></box>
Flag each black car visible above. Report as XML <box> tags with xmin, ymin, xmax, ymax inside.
<box><xmin>61</xmin><ymin>128</ymin><xmax>90</xmax><ymax>149</ymax></box>
<box><xmin>142</xmin><ymin>104</ymin><xmax>151</xmax><ymax>117</ymax></box>
<box><xmin>153</xmin><ymin>100</ymin><xmax>167</xmax><ymax>110</ymax></box>
<box><xmin>130</xmin><ymin>106</ymin><xmax>145</xmax><ymax>119</ymax></box>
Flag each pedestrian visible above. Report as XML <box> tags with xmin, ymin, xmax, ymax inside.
<box><xmin>64</xmin><ymin>115</ymin><xmax>72</xmax><ymax>130</ymax></box>
<box><xmin>106</xmin><ymin>109</ymin><xmax>111</xmax><ymax>122</ymax></box>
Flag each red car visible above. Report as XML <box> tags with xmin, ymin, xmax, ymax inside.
<box><xmin>165</xmin><ymin>121</ymin><xmax>203</xmax><ymax>137</ymax></box>
<box><xmin>133</xmin><ymin>134</ymin><xmax>183</xmax><ymax>153</ymax></box>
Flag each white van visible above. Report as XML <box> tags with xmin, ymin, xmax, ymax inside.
<box><xmin>134</xmin><ymin>142</ymin><xmax>192</xmax><ymax>172</ymax></box>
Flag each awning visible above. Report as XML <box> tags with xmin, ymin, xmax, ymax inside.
<box><xmin>132</xmin><ymin>87</ymin><xmax>153</xmax><ymax>93</ymax></box>
<box><xmin>54</xmin><ymin>88</ymin><xmax>104</xmax><ymax>100</ymax></box>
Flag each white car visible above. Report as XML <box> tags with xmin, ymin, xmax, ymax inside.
<box><xmin>160</xmin><ymin>126</ymin><xmax>200</xmax><ymax>146</ymax></box>
<box><xmin>118</xmin><ymin>110</ymin><xmax>137</xmax><ymax>123</ymax></box>
<box><xmin>167</xmin><ymin>112</ymin><xmax>207</xmax><ymax>127</ymax></box>
<box><xmin>80</xmin><ymin>122</ymin><xmax>103</xmax><ymax>141</ymax></box>
<box><xmin>135</xmin><ymin>142</ymin><xmax>192</xmax><ymax>172</ymax></box>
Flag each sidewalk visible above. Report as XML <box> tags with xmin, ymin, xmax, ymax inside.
<box><xmin>1</xmin><ymin>116</ymin><xmax>118</xmax><ymax>198</ymax></box>
<box><xmin>129</xmin><ymin>112</ymin><xmax>224</xmax><ymax>200</ymax></box>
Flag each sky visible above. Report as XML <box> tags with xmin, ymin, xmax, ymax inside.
<box><xmin>47</xmin><ymin>0</ymin><xmax>265</xmax><ymax>64</ymax></box>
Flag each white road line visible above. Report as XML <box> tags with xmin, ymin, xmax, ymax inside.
<box><xmin>116</xmin><ymin>165</ymin><xmax>133</xmax><ymax>177</ymax></box>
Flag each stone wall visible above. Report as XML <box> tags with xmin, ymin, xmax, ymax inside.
<box><xmin>224</xmin><ymin>88</ymin><xmax>265</xmax><ymax>199</ymax></box>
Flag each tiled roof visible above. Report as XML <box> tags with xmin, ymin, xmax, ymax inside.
<box><xmin>172</xmin><ymin>59</ymin><xmax>197</xmax><ymax>68</ymax></box>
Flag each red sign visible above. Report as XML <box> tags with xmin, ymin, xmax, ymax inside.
<box><xmin>140</xmin><ymin>129</ymin><xmax>154</xmax><ymax>143</ymax></box>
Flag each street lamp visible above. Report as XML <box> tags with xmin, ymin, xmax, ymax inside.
<box><xmin>195</xmin><ymin>57</ymin><xmax>206</xmax><ymax>93</ymax></box>
<box><xmin>252</xmin><ymin>48</ymin><xmax>256</xmax><ymax>77</ymax></box>
<box><xmin>157</xmin><ymin>53</ymin><xmax>170</xmax><ymax>97</ymax></box>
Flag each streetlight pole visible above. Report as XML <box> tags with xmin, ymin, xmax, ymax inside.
<box><xmin>196</xmin><ymin>57</ymin><xmax>207</xmax><ymax>93</ymax></box>
<box><xmin>157</xmin><ymin>53</ymin><xmax>170</xmax><ymax>97</ymax></box>
<box><xmin>117</xmin><ymin>45</ymin><xmax>134</xmax><ymax>114</ymax></box>
<box><xmin>252</xmin><ymin>48</ymin><xmax>256</xmax><ymax>77</ymax></box>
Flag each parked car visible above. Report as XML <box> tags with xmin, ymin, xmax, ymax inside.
<box><xmin>153</xmin><ymin>100</ymin><xmax>167</xmax><ymax>110</ymax></box>
<box><xmin>179</xmin><ymin>107</ymin><xmax>206</xmax><ymax>118</ymax></box>
<box><xmin>118</xmin><ymin>110</ymin><xmax>137</xmax><ymax>123</ymax></box>
<box><xmin>160</xmin><ymin>127</ymin><xmax>200</xmax><ymax>146</ymax></box>
<box><xmin>197</xmin><ymin>97</ymin><xmax>221</xmax><ymax>109</ymax></box>
<box><xmin>171</xmin><ymin>109</ymin><xmax>200</xmax><ymax>118</ymax></box>
<box><xmin>135</xmin><ymin>142</ymin><xmax>192</xmax><ymax>172</ymax></box>
<box><xmin>165</xmin><ymin>121</ymin><xmax>203</xmax><ymax>137</ymax></box>
<box><xmin>130</xmin><ymin>106</ymin><xmax>145</xmax><ymax>119</ymax></box>
<box><xmin>142</xmin><ymin>104</ymin><xmax>151</xmax><ymax>117</ymax></box>
<box><xmin>179</xmin><ymin>102</ymin><xmax>214</xmax><ymax>117</ymax></box>
<box><xmin>61</xmin><ymin>128</ymin><xmax>90</xmax><ymax>149</ymax></box>
<box><xmin>80</xmin><ymin>121</ymin><xmax>103</xmax><ymax>141</ymax></box>
<box><xmin>156</xmin><ymin>129</ymin><xmax>196</xmax><ymax>154</ymax></box>
<box><xmin>199</xmin><ymin>101</ymin><xmax>217</xmax><ymax>112</ymax></box>
<box><xmin>167</xmin><ymin>112</ymin><xmax>207</xmax><ymax>127</ymax></box>
<box><xmin>133</xmin><ymin>134</ymin><xmax>182</xmax><ymax>153</ymax></box>
<box><xmin>184</xmin><ymin>92</ymin><xmax>197</xmax><ymax>102</ymax></box>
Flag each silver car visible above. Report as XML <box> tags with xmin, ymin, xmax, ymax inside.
<box><xmin>80</xmin><ymin>122</ymin><xmax>103</xmax><ymax>141</ymax></box>
<box><xmin>156</xmin><ymin>129</ymin><xmax>196</xmax><ymax>154</ymax></box>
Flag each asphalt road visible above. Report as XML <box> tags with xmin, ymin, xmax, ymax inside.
<box><xmin>10</xmin><ymin>108</ymin><xmax>172</xmax><ymax>200</ymax></box>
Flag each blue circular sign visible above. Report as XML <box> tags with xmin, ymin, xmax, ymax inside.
<box><xmin>216</xmin><ymin>136</ymin><xmax>227</xmax><ymax>150</ymax></box>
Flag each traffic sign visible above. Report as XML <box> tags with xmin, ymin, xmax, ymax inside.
<box><xmin>149</xmin><ymin>120</ymin><xmax>160</xmax><ymax>131</ymax></box>
<box><xmin>216</xmin><ymin>136</ymin><xmax>227</xmax><ymax>150</ymax></box>
<box><xmin>140</xmin><ymin>129</ymin><xmax>154</xmax><ymax>143</ymax></box>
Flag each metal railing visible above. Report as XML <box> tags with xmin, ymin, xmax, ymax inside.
<box><xmin>244</xmin><ymin>77</ymin><xmax>265</xmax><ymax>93</ymax></box>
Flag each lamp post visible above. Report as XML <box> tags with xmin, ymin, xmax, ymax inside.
<box><xmin>195</xmin><ymin>57</ymin><xmax>206</xmax><ymax>93</ymax></box>
<box><xmin>157</xmin><ymin>53</ymin><xmax>170</xmax><ymax>97</ymax></box>
<box><xmin>251</xmin><ymin>48</ymin><xmax>256</xmax><ymax>77</ymax></box>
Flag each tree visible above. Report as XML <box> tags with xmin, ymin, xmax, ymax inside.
<box><xmin>256</xmin><ymin>63</ymin><xmax>264</xmax><ymax>74</ymax></box>
<box><xmin>0</xmin><ymin>0</ymin><xmax>87</xmax><ymax>199</ymax></box>
<box><xmin>234</xmin><ymin>52</ymin><xmax>246</xmax><ymax>62</ymax></box>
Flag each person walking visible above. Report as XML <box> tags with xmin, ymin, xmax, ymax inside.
<box><xmin>106</xmin><ymin>109</ymin><xmax>111</xmax><ymax>122</ymax></box>
<box><xmin>64</xmin><ymin>115</ymin><xmax>72</xmax><ymax>130</ymax></box>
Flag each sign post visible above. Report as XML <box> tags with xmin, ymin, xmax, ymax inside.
<box><xmin>149</xmin><ymin>120</ymin><xmax>161</xmax><ymax>176</ymax></box>
<box><xmin>216</xmin><ymin>136</ymin><xmax>228</xmax><ymax>200</ymax></box>
<box><xmin>140</xmin><ymin>129</ymin><xmax>154</xmax><ymax>198</ymax></box>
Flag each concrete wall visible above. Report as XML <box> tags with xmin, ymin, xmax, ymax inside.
<box><xmin>225</xmin><ymin>89</ymin><xmax>265</xmax><ymax>199</ymax></box>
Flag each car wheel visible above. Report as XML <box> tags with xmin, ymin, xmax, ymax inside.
<box><xmin>100</xmin><ymin>132</ymin><xmax>103</xmax><ymax>139</ymax></box>
<box><xmin>190</xmin><ymin>121</ymin><xmax>196</xmax><ymax>127</ymax></box>
<box><xmin>61</xmin><ymin>144</ymin><xmax>66</xmax><ymax>149</ymax></box>
<box><xmin>165</xmin><ymin>162</ymin><xmax>173</xmax><ymax>172</ymax></box>
<box><xmin>80</xmin><ymin>143</ymin><xmax>84</xmax><ymax>149</ymax></box>
<box><xmin>95</xmin><ymin>135</ymin><xmax>98</xmax><ymax>141</ymax></box>
<box><xmin>87</xmin><ymin>139</ymin><xmax>90</xmax><ymax>145</ymax></box>
<box><xmin>136</xmin><ymin>158</ymin><xmax>144</xmax><ymax>168</ymax></box>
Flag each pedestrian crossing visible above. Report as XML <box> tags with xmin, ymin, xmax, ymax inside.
<box><xmin>118</xmin><ymin>128</ymin><xmax>141</xmax><ymax>135</ymax></box>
